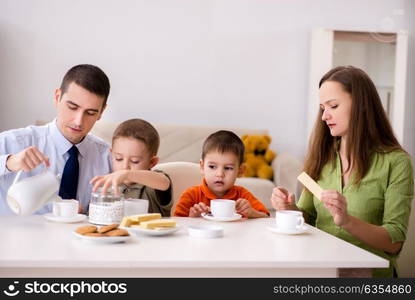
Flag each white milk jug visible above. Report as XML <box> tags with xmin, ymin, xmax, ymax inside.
<box><xmin>7</xmin><ymin>170</ymin><xmax>61</xmax><ymax>215</ymax></box>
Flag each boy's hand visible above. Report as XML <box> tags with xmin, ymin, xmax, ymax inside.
<box><xmin>236</xmin><ymin>198</ymin><xmax>269</xmax><ymax>218</ymax></box>
<box><xmin>90</xmin><ymin>170</ymin><xmax>130</xmax><ymax>195</ymax></box>
<box><xmin>235</xmin><ymin>198</ymin><xmax>252</xmax><ymax>218</ymax></box>
<box><xmin>189</xmin><ymin>202</ymin><xmax>210</xmax><ymax>218</ymax></box>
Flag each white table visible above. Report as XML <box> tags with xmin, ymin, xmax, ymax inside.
<box><xmin>0</xmin><ymin>216</ymin><xmax>388</xmax><ymax>277</ymax></box>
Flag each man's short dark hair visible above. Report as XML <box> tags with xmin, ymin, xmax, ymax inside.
<box><xmin>112</xmin><ymin>119</ymin><xmax>160</xmax><ymax>157</ymax></box>
<box><xmin>60</xmin><ymin>64</ymin><xmax>110</xmax><ymax>108</ymax></box>
<box><xmin>202</xmin><ymin>130</ymin><xmax>245</xmax><ymax>165</ymax></box>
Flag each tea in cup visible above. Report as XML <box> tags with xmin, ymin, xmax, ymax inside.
<box><xmin>210</xmin><ymin>199</ymin><xmax>236</xmax><ymax>218</ymax></box>
<box><xmin>123</xmin><ymin>198</ymin><xmax>149</xmax><ymax>216</ymax></box>
<box><xmin>53</xmin><ymin>200</ymin><xmax>79</xmax><ymax>218</ymax></box>
<box><xmin>275</xmin><ymin>210</ymin><xmax>304</xmax><ymax>231</ymax></box>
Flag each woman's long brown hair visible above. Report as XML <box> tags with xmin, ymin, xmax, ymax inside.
<box><xmin>303</xmin><ymin>66</ymin><xmax>403</xmax><ymax>184</ymax></box>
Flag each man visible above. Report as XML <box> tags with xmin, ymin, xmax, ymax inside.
<box><xmin>0</xmin><ymin>64</ymin><xmax>112</xmax><ymax>215</ymax></box>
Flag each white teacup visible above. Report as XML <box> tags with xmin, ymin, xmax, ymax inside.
<box><xmin>53</xmin><ymin>200</ymin><xmax>79</xmax><ymax>218</ymax></box>
<box><xmin>210</xmin><ymin>199</ymin><xmax>236</xmax><ymax>218</ymax></box>
<box><xmin>275</xmin><ymin>210</ymin><xmax>304</xmax><ymax>231</ymax></box>
<box><xmin>123</xmin><ymin>198</ymin><xmax>149</xmax><ymax>216</ymax></box>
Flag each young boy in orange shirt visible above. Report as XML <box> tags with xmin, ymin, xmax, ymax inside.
<box><xmin>174</xmin><ymin>130</ymin><xmax>269</xmax><ymax>218</ymax></box>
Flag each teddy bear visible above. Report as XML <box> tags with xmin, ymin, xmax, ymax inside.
<box><xmin>241</xmin><ymin>134</ymin><xmax>276</xmax><ymax>180</ymax></box>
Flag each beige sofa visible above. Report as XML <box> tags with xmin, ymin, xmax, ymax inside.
<box><xmin>90</xmin><ymin>119</ymin><xmax>303</xmax><ymax>211</ymax></box>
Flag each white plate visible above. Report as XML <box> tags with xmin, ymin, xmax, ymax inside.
<box><xmin>72</xmin><ymin>231</ymin><xmax>131</xmax><ymax>243</ymax></box>
<box><xmin>201</xmin><ymin>213</ymin><xmax>242</xmax><ymax>222</ymax></box>
<box><xmin>188</xmin><ymin>225</ymin><xmax>223</xmax><ymax>238</ymax></box>
<box><xmin>121</xmin><ymin>225</ymin><xmax>181</xmax><ymax>236</ymax></box>
<box><xmin>267</xmin><ymin>224</ymin><xmax>309</xmax><ymax>235</ymax></box>
<box><xmin>44</xmin><ymin>213</ymin><xmax>87</xmax><ymax>223</ymax></box>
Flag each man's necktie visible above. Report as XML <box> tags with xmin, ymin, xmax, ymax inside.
<box><xmin>59</xmin><ymin>145</ymin><xmax>79</xmax><ymax>199</ymax></box>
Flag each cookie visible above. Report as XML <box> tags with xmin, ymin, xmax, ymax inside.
<box><xmin>84</xmin><ymin>232</ymin><xmax>107</xmax><ymax>237</ymax></box>
<box><xmin>98</xmin><ymin>223</ymin><xmax>119</xmax><ymax>233</ymax></box>
<box><xmin>76</xmin><ymin>225</ymin><xmax>97</xmax><ymax>235</ymax></box>
<box><xmin>106</xmin><ymin>229</ymin><xmax>129</xmax><ymax>236</ymax></box>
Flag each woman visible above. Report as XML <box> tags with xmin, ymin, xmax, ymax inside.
<box><xmin>271</xmin><ymin>66</ymin><xmax>413</xmax><ymax>277</ymax></box>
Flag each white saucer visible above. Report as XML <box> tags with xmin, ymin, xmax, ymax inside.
<box><xmin>121</xmin><ymin>225</ymin><xmax>181</xmax><ymax>236</ymax></box>
<box><xmin>72</xmin><ymin>231</ymin><xmax>131</xmax><ymax>244</ymax></box>
<box><xmin>44</xmin><ymin>213</ymin><xmax>87</xmax><ymax>223</ymax></box>
<box><xmin>267</xmin><ymin>224</ymin><xmax>309</xmax><ymax>235</ymax></box>
<box><xmin>201</xmin><ymin>213</ymin><xmax>242</xmax><ymax>222</ymax></box>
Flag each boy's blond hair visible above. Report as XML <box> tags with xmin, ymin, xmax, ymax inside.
<box><xmin>112</xmin><ymin>119</ymin><xmax>160</xmax><ymax>156</ymax></box>
<box><xmin>201</xmin><ymin>130</ymin><xmax>245</xmax><ymax>165</ymax></box>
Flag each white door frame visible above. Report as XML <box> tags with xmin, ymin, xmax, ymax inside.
<box><xmin>392</xmin><ymin>31</ymin><xmax>408</xmax><ymax>143</ymax></box>
<box><xmin>306</xmin><ymin>28</ymin><xmax>333</xmax><ymax>140</ymax></box>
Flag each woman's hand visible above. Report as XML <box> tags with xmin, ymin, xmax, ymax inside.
<box><xmin>270</xmin><ymin>187</ymin><xmax>296</xmax><ymax>211</ymax></box>
<box><xmin>320</xmin><ymin>190</ymin><xmax>350</xmax><ymax>226</ymax></box>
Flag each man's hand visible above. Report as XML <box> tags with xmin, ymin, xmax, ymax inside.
<box><xmin>6</xmin><ymin>146</ymin><xmax>50</xmax><ymax>172</ymax></box>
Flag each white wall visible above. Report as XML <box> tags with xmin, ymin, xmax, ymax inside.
<box><xmin>0</xmin><ymin>0</ymin><xmax>412</xmax><ymax>161</ymax></box>
<box><xmin>1</xmin><ymin>0</ymin><xmax>415</xmax><ymax>276</ymax></box>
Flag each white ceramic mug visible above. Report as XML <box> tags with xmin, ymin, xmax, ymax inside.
<box><xmin>210</xmin><ymin>199</ymin><xmax>236</xmax><ymax>218</ymax></box>
<box><xmin>275</xmin><ymin>210</ymin><xmax>304</xmax><ymax>231</ymax></box>
<box><xmin>7</xmin><ymin>170</ymin><xmax>60</xmax><ymax>215</ymax></box>
<box><xmin>123</xmin><ymin>198</ymin><xmax>149</xmax><ymax>216</ymax></box>
<box><xmin>53</xmin><ymin>199</ymin><xmax>79</xmax><ymax>218</ymax></box>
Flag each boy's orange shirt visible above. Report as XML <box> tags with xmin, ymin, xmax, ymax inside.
<box><xmin>174</xmin><ymin>179</ymin><xmax>270</xmax><ymax>217</ymax></box>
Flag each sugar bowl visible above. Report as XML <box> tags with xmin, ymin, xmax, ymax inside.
<box><xmin>88</xmin><ymin>187</ymin><xmax>124</xmax><ymax>225</ymax></box>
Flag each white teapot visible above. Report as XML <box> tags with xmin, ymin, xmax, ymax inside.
<box><xmin>7</xmin><ymin>170</ymin><xmax>61</xmax><ymax>215</ymax></box>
